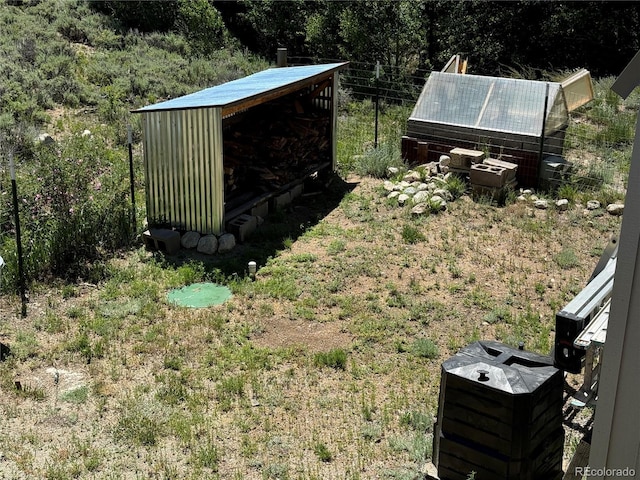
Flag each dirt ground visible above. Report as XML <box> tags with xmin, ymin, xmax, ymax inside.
<box><xmin>0</xmin><ymin>174</ymin><xmax>622</xmax><ymax>479</ymax></box>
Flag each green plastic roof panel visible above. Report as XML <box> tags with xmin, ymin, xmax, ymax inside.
<box><xmin>409</xmin><ymin>72</ymin><xmax>568</xmax><ymax>137</ymax></box>
<box><xmin>133</xmin><ymin>63</ymin><xmax>348</xmax><ymax>113</ymax></box>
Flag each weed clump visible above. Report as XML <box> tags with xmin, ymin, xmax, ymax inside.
<box><xmin>412</xmin><ymin>338</ymin><xmax>439</xmax><ymax>359</ymax></box>
<box><xmin>314</xmin><ymin>348</ymin><xmax>347</xmax><ymax>370</ymax></box>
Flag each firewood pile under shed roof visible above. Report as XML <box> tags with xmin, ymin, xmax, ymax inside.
<box><xmin>132</xmin><ymin>62</ymin><xmax>348</xmax><ymax>235</ymax></box>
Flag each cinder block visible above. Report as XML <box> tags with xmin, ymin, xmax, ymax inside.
<box><xmin>449</xmin><ymin>148</ymin><xmax>485</xmax><ymax>169</ymax></box>
<box><xmin>226</xmin><ymin>214</ymin><xmax>257</xmax><ymax>243</ymax></box>
<box><xmin>142</xmin><ymin>228</ymin><xmax>181</xmax><ymax>255</ymax></box>
<box><xmin>484</xmin><ymin>158</ymin><xmax>518</xmax><ymax>182</ymax></box>
<box><xmin>470</xmin><ymin>163</ymin><xmax>507</xmax><ymax>188</ymax></box>
<box><xmin>471</xmin><ymin>178</ymin><xmax>517</xmax><ymax>203</ymax></box>
<box><xmin>251</xmin><ymin>201</ymin><xmax>269</xmax><ymax>218</ymax></box>
<box><xmin>271</xmin><ymin>191</ymin><xmax>291</xmax><ymax>211</ymax></box>
<box><xmin>290</xmin><ymin>183</ymin><xmax>304</xmax><ymax>200</ymax></box>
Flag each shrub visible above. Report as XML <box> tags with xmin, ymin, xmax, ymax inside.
<box><xmin>0</xmin><ymin>133</ymin><xmax>133</xmax><ymax>292</ymax></box>
<box><xmin>356</xmin><ymin>141</ymin><xmax>405</xmax><ymax>179</ymax></box>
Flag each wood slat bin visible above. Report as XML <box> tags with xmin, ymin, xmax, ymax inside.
<box><xmin>433</xmin><ymin>340</ymin><xmax>564</xmax><ymax>480</ymax></box>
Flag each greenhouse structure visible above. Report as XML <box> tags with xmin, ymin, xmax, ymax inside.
<box><xmin>403</xmin><ymin>70</ymin><xmax>592</xmax><ymax>187</ymax></box>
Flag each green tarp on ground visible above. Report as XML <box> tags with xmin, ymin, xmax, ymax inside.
<box><xmin>167</xmin><ymin>282</ymin><xmax>232</xmax><ymax>308</ymax></box>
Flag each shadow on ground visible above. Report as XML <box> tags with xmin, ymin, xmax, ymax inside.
<box><xmin>148</xmin><ymin>172</ymin><xmax>358</xmax><ymax>278</ymax></box>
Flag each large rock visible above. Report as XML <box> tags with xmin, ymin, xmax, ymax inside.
<box><xmin>402</xmin><ymin>170</ymin><xmax>422</xmax><ymax>182</ymax></box>
<box><xmin>607</xmin><ymin>203</ymin><xmax>624</xmax><ymax>216</ymax></box>
<box><xmin>556</xmin><ymin>199</ymin><xmax>570</xmax><ymax>211</ymax></box>
<box><xmin>433</xmin><ymin>188</ymin><xmax>452</xmax><ymax>201</ymax></box>
<box><xmin>413</xmin><ymin>190</ymin><xmax>430</xmax><ymax>204</ymax></box>
<box><xmin>411</xmin><ymin>203</ymin><xmax>428</xmax><ymax>215</ymax></box>
<box><xmin>181</xmin><ymin>231</ymin><xmax>201</xmax><ymax>249</ymax></box>
<box><xmin>197</xmin><ymin>235</ymin><xmax>218</xmax><ymax>255</ymax></box>
<box><xmin>397</xmin><ymin>193</ymin><xmax>410</xmax><ymax>205</ymax></box>
<box><xmin>534</xmin><ymin>199</ymin><xmax>549</xmax><ymax>210</ymax></box>
<box><xmin>383</xmin><ymin>180</ymin><xmax>395</xmax><ymax>192</ymax></box>
<box><xmin>586</xmin><ymin>200</ymin><xmax>601</xmax><ymax>210</ymax></box>
<box><xmin>217</xmin><ymin>233</ymin><xmax>236</xmax><ymax>253</ymax></box>
<box><xmin>429</xmin><ymin>195</ymin><xmax>447</xmax><ymax>211</ymax></box>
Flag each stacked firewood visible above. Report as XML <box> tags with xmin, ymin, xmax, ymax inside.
<box><xmin>223</xmin><ymin>95</ymin><xmax>331</xmax><ymax>196</ymax></box>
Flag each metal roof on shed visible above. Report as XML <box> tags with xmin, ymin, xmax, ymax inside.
<box><xmin>133</xmin><ymin>62</ymin><xmax>348</xmax><ymax>114</ymax></box>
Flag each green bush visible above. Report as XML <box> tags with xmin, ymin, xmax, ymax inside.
<box><xmin>0</xmin><ymin>133</ymin><xmax>133</xmax><ymax>292</ymax></box>
<box><xmin>355</xmin><ymin>141</ymin><xmax>404</xmax><ymax>179</ymax></box>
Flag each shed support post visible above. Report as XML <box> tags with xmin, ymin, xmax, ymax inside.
<box><xmin>277</xmin><ymin>48</ymin><xmax>287</xmax><ymax>67</ymax></box>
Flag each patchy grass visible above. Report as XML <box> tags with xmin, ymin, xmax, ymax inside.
<box><xmin>0</xmin><ymin>175</ymin><xmax>620</xmax><ymax>478</ymax></box>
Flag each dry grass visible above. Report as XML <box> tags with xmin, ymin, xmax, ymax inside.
<box><xmin>0</xmin><ymin>175</ymin><xmax>621</xmax><ymax>479</ymax></box>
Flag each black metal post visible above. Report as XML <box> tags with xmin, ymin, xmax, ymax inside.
<box><xmin>127</xmin><ymin>124</ymin><xmax>136</xmax><ymax>233</ymax></box>
<box><xmin>9</xmin><ymin>153</ymin><xmax>26</xmax><ymax>317</ymax></box>
<box><xmin>374</xmin><ymin>61</ymin><xmax>380</xmax><ymax>148</ymax></box>
<box><xmin>537</xmin><ymin>83</ymin><xmax>550</xmax><ymax>189</ymax></box>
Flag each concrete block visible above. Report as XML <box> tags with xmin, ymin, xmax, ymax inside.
<box><xmin>251</xmin><ymin>200</ymin><xmax>269</xmax><ymax>218</ymax></box>
<box><xmin>449</xmin><ymin>147</ymin><xmax>485</xmax><ymax>169</ymax></box>
<box><xmin>271</xmin><ymin>191</ymin><xmax>291</xmax><ymax>211</ymax></box>
<box><xmin>142</xmin><ymin>228</ymin><xmax>181</xmax><ymax>255</ymax></box>
<box><xmin>484</xmin><ymin>158</ymin><xmax>518</xmax><ymax>182</ymax></box>
<box><xmin>226</xmin><ymin>214</ymin><xmax>257</xmax><ymax>243</ymax></box>
<box><xmin>290</xmin><ymin>183</ymin><xmax>304</xmax><ymax>200</ymax></box>
<box><xmin>471</xmin><ymin>178</ymin><xmax>517</xmax><ymax>202</ymax></box>
<box><xmin>470</xmin><ymin>163</ymin><xmax>507</xmax><ymax>188</ymax></box>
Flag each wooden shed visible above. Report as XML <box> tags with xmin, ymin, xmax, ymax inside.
<box><xmin>402</xmin><ymin>71</ymin><xmax>593</xmax><ymax>188</ymax></box>
<box><xmin>132</xmin><ymin>62</ymin><xmax>348</xmax><ymax>235</ymax></box>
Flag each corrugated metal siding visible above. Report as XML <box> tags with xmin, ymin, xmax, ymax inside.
<box><xmin>142</xmin><ymin>108</ymin><xmax>224</xmax><ymax>235</ymax></box>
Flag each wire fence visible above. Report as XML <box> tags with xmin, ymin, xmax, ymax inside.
<box><xmin>291</xmin><ymin>56</ymin><xmax>635</xmax><ymax>197</ymax></box>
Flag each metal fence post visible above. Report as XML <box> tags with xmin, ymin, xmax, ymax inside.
<box><xmin>374</xmin><ymin>61</ymin><xmax>380</xmax><ymax>148</ymax></box>
<box><xmin>9</xmin><ymin>152</ymin><xmax>27</xmax><ymax>317</ymax></box>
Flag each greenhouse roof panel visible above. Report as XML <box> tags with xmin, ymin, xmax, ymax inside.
<box><xmin>410</xmin><ymin>72</ymin><xmax>566</xmax><ymax>136</ymax></box>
